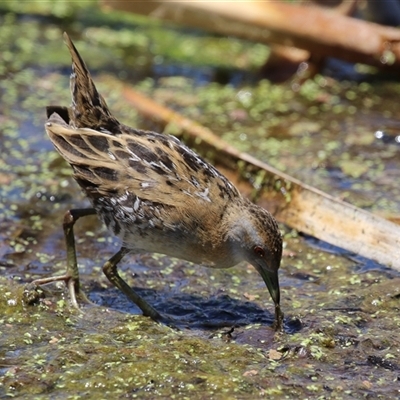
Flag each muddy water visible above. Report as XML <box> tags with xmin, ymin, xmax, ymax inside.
<box><xmin>1</xmin><ymin>9</ymin><xmax>400</xmax><ymax>399</ymax></box>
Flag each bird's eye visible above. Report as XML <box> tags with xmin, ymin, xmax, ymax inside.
<box><xmin>253</xmin><ymin>246</ymin><xmax>265</xmax><ymax>258</ymax></box>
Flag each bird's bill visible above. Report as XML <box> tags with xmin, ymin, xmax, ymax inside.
<box><xmin>259</xmin><ymin>268</ymin><xmax>280</xmax><ymax>306</ymax></box>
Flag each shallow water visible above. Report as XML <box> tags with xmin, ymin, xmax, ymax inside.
<box><xmin>1</xmin><ymin>7</ymin><xmax>400</xmax><ymax>399</ymax></box>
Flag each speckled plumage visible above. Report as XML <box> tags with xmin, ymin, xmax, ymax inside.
<box><xmin>34</xmin><ymin>33</ymin><xmax>283</xmax><ymax>327</ymax></box>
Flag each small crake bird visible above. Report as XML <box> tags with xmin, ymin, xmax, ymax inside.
<box><xmin>31</xmin><ymin>33</ymin><xmax>284</xmax><ymax>328</ymax></box>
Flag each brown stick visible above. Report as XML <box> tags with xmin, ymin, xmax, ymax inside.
<box><xmin>102</xmin><ymin>0</ymin><xmax>400</xmax><ymax>71</ymax></box>
<box><xmin>120</xmin><ymin>85</ymin><xmax>400</xmax><ymax>270</ymax></box>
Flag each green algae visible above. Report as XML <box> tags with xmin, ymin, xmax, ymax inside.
<box><xmin>2</xmin><ymin>270</ymin><xmax>400</xmax><ymax>398</ymax></box>
<box><xmin>0</xmin><ymin>5</ymin><xmax>400</xmax><ymax>399</ymax></box>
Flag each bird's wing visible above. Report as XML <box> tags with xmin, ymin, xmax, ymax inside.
<box><xmin>45</xmin><ymin>113</ymin><xmax>239</xmax><ymax>225</ymax></box>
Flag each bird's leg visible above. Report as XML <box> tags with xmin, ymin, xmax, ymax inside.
<box><xmin>30</xmin><ymin>208</ymin><xmax>97</xmax><ymax>309</ymax></box>
<box><xmin>102</xmin><ymin>247</ymin><xmax>161</xmax><ymax>320</ymax></box>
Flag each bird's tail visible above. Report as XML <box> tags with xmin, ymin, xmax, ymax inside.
<box><xmin>63</xmin><ymin>32</ymin><xmax>119</xmax><ymax>132</ymax></box>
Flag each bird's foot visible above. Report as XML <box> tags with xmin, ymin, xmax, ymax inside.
<box><xmin>24</xmin><ymin>274</ymin><xmax>94</xmax><ymax>310</ymax></box>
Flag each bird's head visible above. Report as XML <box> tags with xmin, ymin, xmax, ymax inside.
<box><xmin>228</xmin><ymin>200</ymin><xmax>282</xmax><ymax>308</ymax></box>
